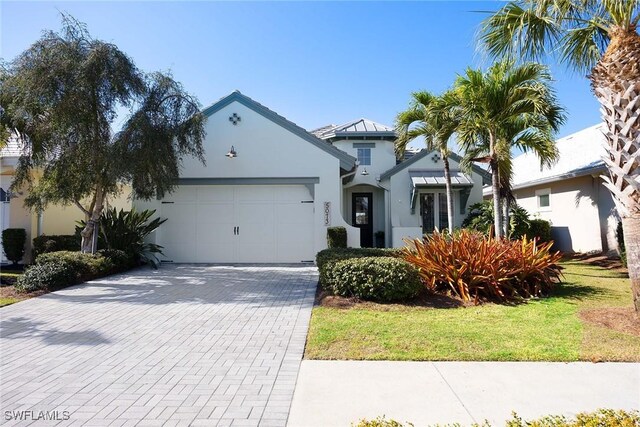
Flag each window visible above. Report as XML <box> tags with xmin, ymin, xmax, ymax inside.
<box><xmin>357</xmin><ymin>148</ymin><xmax>371</xmax><ymax>166</ymax></box>
<box><xmin>421</xmin><ymin>193</ymin><xmax>451</xmax><ymax>233</ymax></box>
<box><xmin>420</xmin><ymin>193</ymin><xmax>435</xmax><ymax>234</ymax></box>
<box><xmin>438</xmin><ymin>193</ymin><xmax>448</xmax><ymax>230</ymax></box>
<box><xmin>536</xmin><ymin>188</ymin><xmax>551</xmax><ymax>210</ymax></box>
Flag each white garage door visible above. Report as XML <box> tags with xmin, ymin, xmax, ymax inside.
<box><xmin>158</xmin><ymin>185</ymin><xmax>315</xmax><ymax>263</ymax></box>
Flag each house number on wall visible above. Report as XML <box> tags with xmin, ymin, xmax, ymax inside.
<box><xmin>324</xmin><ymin>202</ymin><xmax>331</xmax><ymax>226</ymax></box>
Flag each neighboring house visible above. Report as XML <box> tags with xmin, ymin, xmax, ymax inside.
<box><xmin>0</xmin><ymin>135</ymin><xmax>131</xmax><ymax>263</ymax></box>
<box><xmin>136</xmin><ymin>91</ymin><xmax>489</xmax><ymax>263</ymax></box>
<box><xmin>483</xmin><ymin>124</ymin><xmax>619</xmax><ymax>254</ymax></box>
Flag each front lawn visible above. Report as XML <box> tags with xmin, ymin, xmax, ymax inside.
<box><xmin>305</xmin><ymin>258</ymin><xmax>640</xmax><ymax>361</ymax></box>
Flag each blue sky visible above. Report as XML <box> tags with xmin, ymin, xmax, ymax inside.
<box><xmin>2</xmin><ymin>1</ymin><xmax>601</xmax><ymax>148</ymax></box>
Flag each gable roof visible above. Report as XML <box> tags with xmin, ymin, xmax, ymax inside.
<box><xmin>509</xmin><ymin>124</ymin><xmax>606</xmax><ymax>191</ymax></box>
<box><xmin>312</xmin><ymin>118</ymin><xmax>396</xmax><ymax>140</ymax></box>
<box><xmin>201</xmin><ymin>91</ymin><xmax>357</xmax><ymax>170</ymax></box>
<box><xmin>380</xmin><ymin>149</ymin><xmax>491</xmax><ymax>184</ymax></box>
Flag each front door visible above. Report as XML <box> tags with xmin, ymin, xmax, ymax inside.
<box><xmin>352</xmin><ymin>193</ymin><xmax>373</xmax><ymax>247</ymax></box>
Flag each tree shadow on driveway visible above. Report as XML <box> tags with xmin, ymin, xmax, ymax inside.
<box><xmin>0</xmin><ymin>316</ymin><xmax>111</xmax><ymax>346</ymax></box>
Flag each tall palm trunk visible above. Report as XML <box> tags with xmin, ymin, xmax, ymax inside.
<box><xmin>591</xmin><ymin>28</ymin><xmax>640</xmax><ymax>312</ymax></box>
<box><xmin>490</xmin><ymin>156</ymin><xmax>503</xmax><ymax>238</ymax></box>
<box><xmin>442</xmin><ymin>153</ymin><xmax>455</xmax><ymax>231</ymax></box>
<box><xmin>503</xmin><ymin>199</ymin><xmax>510</xmax><ymax>238</ymax></box>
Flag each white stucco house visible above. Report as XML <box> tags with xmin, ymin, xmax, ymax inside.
<box><xmin>134</xmin><ymin>91</ymin><xmax>489</xmax><ymax>263</ymax></box>
<box><xmin>483</xmin><ymin>124</ymin><xmax>620</xmax><ymax>254</ymax></box>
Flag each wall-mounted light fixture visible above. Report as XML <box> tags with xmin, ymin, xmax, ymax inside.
<box><xmin>226</xmin><ymin>146</ymin><xmax>237</xmax><ymax>158</ymax></box>
<box><xmin>361</xmin><ymin>168</ymin><xmax>369</xmax><ymax>176</ymax></box>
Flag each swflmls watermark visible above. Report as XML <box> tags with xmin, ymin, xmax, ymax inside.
<box><xmin>4</xmin><ymin>410</ymin><xmax>71</xmax><ymax>421</ymax></box>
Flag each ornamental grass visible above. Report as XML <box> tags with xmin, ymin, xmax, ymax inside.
<box><xmin>402</xmin><ymin>230</ymin><xmax>562</xmax><ymax>304</ymax></box>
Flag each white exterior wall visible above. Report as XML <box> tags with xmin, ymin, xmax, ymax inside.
<box><xmin>385</xmin><ymin>153</ymin><xmax>485</xmax><ymax>247</ymax></box>
<box><xmin>135</xmin><ymin>100</ymin><xmax>358</xmax><ymax>256</ymax></box>
<box><xmin>331</xmin><ymin>139</ymin><xmax>397</xmax><ymax>181</ymax></box>
<box><xmin>512</xmin><ymin>175</ymin><xmax>619</xmax><ymax>253</ymax></box>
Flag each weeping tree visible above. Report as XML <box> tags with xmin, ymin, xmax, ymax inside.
<box><xmin>395</xmin><ymin>90</ymin><xmax>459</xmax><ymax>231</ymax></box>
<box><xmin>0</xmin><ymin>15</ymin><xmax>205</xmax><ymax>253</ymax></box>
<box><xmin>480</xmin><ymin>0</ymin><xmax>640</xmax><ymax>311</ymax></box>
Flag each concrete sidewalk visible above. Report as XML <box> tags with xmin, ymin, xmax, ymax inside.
<box><xmin>288</xmin><ymin>361</ymin><xmax>640</xmax><ymax>427</ymax></box>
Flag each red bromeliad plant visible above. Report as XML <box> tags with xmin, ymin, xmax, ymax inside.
<box><xmin>402</xmin><ymin>230</ymin><xmax>562</xmax><ymax>304</ymax></box>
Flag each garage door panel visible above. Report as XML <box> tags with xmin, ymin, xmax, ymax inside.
<box><xmin>162</xmin><ymin>243</ymin><xmax>195</xmax><ymax>263</ymax></box>
<box><xmin>275</xmin><ymin>185</ymin><xmax>311</xmax><ymax>202</ymax></box>
<box><xmin>195</xmin><ymin>242</ymin><xmax>236</xmax><ymax>263</ymax></box>
<box><xmin>196</xmin><ymin>203</ymin><xmax>235</xmax><ymax>224</ymax></box>
<box><xmin>166</xmin><ymin>187</ymin><xmax>197</xmax><ymax>203</ymax></box>
<box><xmin>197</xmin><ymin>186</ymin><xmax>234</xmax><ymax>202</ymax></box>
<box><xmin>276</xmin><ymin>203</ymin><xmax>314</xmax><ymax>224</ymax></box>
<box><xmin>235</xmin><ymin>186</ymin><xmax>274</xmax><ymax>201</ymax></box>
<box><xmin>237</xmin><ymin>244</ymin><xmax>277</xmax><ymax>263</ymax></box>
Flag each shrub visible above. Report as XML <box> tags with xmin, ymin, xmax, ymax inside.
<box><xmin>16</xmin><ymin>249</ymin><xmax>135</xmax><ymax>294</ymax></box>
<box><xmin>316</xmin><ymin>247</ymin><xmax>402</xmax><ymax>287</ymax></box>
<box><xmin>324</xmin><ymin>256</ymin><xmax>422</xmax><ymax>302</ymax></box>
<box><xmin>462</xmin><ymin>201</ymin><xmax>530</xmax><ymax>239</ymax></box>
<box><xmin>402</xmin><ymin>230</ymin><xmax>562</xmax><ymax>304</ymax></box>
<box><xmin>32</xmin><ymin>234</ymin><xmax>80</xmax><ymax>258</ymax></box>
<box><xmin>354</xmin><ymin>410</ymin><xmax>640</xmax><ymax>427</ymax></box>
<box><xmin>327</xmin><ymin>226</ymin><xmax>347</xmax><ymax>248</ymax></box>
<box><xmin>617</xmin><ymin>221</ymin><xmax>627</xmax><ymax>267</ymax></box>
<box><xmin>506</xmin><ymin>409</ymin><xmax>640</xmax><ymax>427</ymax></box>
<box><xmin>78</xmin><ymin>207</ymin><xmax>166</xmax><ymax>267</ymax></box>
<box><xmin>97</xmin><ymin>249</ymin><xmax>136</xmax><ymax>270</ymax></box>
<box><xmin>35</xmin><ymin>251</ymin><xmax>115</xmax><ymax>280</ymax></box>
<box><xmin>2</xmin><ymin>228</ymin><xmax>26</xmax><ymax>265</ymax></box>
<box><xmin>353</xmin><ymin>417</ymin><xmax>414</xmax><ymax>427</ymax></box>
<box><xmin>527</xmin><ymin>218</ymin><xmax>552</xmax><ymax>243</ymax></box>
<box><xmin>15</xmin><ymin>260</ymin><xmax>77</xmax><ymax>292</ymax></box>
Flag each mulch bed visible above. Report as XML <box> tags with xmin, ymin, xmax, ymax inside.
<box><xmin>579</xmin><ymin>307</ymin><xmax>640</xmax><ymax>337</ymax></box>
<box><xmin>0</xmin><ymin>285</ymin><xmax>45</xmax><ymax>303</ymax></box>
<box><xmin>315</xmin><ymin>287</ymin><xmax>467</xmax><ymax>310</ymax></box>
<box><xmin>568</xmin><ymin>253</ymin><xmax>628</xmax><ymax>273</ymax></box>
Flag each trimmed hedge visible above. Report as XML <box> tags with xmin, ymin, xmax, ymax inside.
<box><xmin>15</xmin><ymin>250</ymin><xmax>135</xmax><ymax>293</ymax></box>
<box><xmin>527</xmin><ymin>219</ymin><xmax>552</xmax><ymax>243</ymax></box>
<box><xmin>327</xmin><ymin>226</ymin><xmax>347</xmax><ymax>248</ymax></box>
<box><xmin>15</xmin><ymin>261</ymin><xmax>77</xmax><ymax>292</ymax></box>
<box><xmin>36</xmin><ymin>251</ymin><xmax>114</xmax><ymax>280</ymax></box>
<box><xmin>32</xmin><ymin>234</ymin><xmax>80</xmax><ymax>258</ymax></box>
<box><xmin>316</xmin><ymin>247</ymin><xmax>402</xmax><ymax>287</ymax></box>
<box><xmin>2</xmin><ymin>228</ymin><xmax>26</xmax><ymax>264</ymax></box>
<box><xmin>324</xmin><ymin>256</ymin><xmax>422</xmax><ymax>302</ymax></box>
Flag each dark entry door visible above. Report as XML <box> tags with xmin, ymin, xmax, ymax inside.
<box><xmin>352</xmin><ymin>193</ymin><xmax>373</xmax><ymax>247</ymax></box>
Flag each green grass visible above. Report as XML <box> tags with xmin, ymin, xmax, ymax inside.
<box><xmin>305</xmin><ymin>260</ymin><xmax>640</xmax><ymax>361</ymax></box>
<box><xmin>0</xmin><ymin>297</ymin><xmax>20</xmax><ymax>307</ymax></box>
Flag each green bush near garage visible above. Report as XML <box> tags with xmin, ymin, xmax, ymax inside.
<box><xmin>323</xmin><ymin>256</ymin><xmax>422</xmax><ymax>302</ymax></box>
<box><xmin>316</xmin><ymin>247</ymin><xmax>402</xmax><ymax>287</ymax></box>
<box><xmin>32</xmin><ymin>234</ymin><xmax>80</xmax><ymax>258</ymax></box>
<box><xmin>14</xmin><ymin>260</ymin><xmax>78</xmax><ymax>292</ymax></box>
<box><xmin>327</xmin><ymin>226</ymin><xmax>348</xmax><ymax>248</ymax></box>
<box><xmin>15</xmin><ymin>249</ymin><xmax>136</xmax><ymax>293</ymax></box>
<box><xmin>2</xmin><ymin>228</ymin><xmax>26</xmax><ymax>265</ymax></box>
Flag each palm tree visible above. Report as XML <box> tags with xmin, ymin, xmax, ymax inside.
<box><xmin>395</xmin><ymin>90</ymin><xmax>459</xmax><ymax>231</ymax></box>
<box><xmin>453</xmin><ymin>61</ymin><xmax>565</xmax><ymax>238</ymax></box>
<box><xmin>480</xmin><ymin>0</ymin><xmax>640</xmax><ymax>311</ymax></box>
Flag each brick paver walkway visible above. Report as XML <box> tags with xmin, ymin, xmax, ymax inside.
<box><xmin>0</xmin><ymin>265</ymin><xmax>318</xmax><ymax>426</ymax></box>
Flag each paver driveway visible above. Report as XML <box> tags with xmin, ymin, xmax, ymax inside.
<box><xmin>0</xmin><ymin>265</ymin><xmax>318</xmax><ymax>426</ymax></box>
